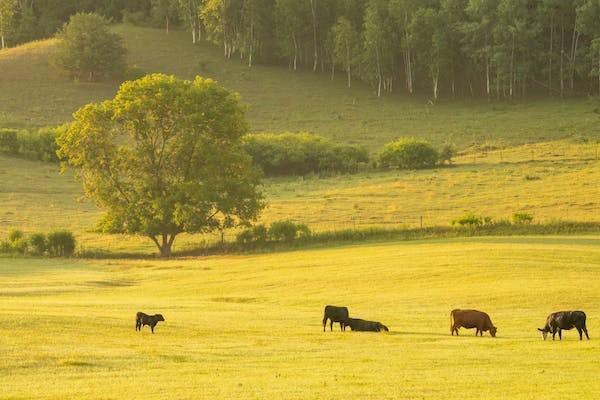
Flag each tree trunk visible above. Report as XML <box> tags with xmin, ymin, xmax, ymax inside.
<box><xmin>560</xmin><ymin>22</ymin><xmax>564</xmax><ymax>98</ymax></box>
<box><xmin>152</xmin><ymin>234</ymin><xmax>176</xmax><ymax>258</ymax></box>
<box><xmin>310</xmin><ymin>0</ymin><xmax>318</xmax><ymax>72</ymax></box>
<box><xmin>486</xmin><ymin>56</ymin><xmax>490</xmax><ymax>99</ymax></box>
<box><xmin>293</xmin><ymin>34</ymin><xmax>298</xmax><ymax>71</ymax></box>
<box><xmin>510</xmin><ymin>32</ymin><xmax>515</xmax><ymax>97</ymax></box>
<box><xmin>248</xmin><ymin>18</ymin><xmax>254</xmax><ymax>68</ymax></box>
<box><xmin>376</xmin><ymin>47</ymin><xmax>382</xmax><ymax>97</ymax></box>
<box><xmin>548</xmin><ymin>13</ymin><xmax>553</xmax><ymax>94</ymax></box>
<box><xmin>570</xmin><ymin>30</ymin><xmax>579</xmax><ymax>91</ymax></box>
<box><xmin>166</xmin><ymin>16</ymin><xmax>169</xmax><ymax>34</ymax></box>
<box><xmin>1</xmin><ymin>35</ymin><xmax>4</xmax><ymax>49</ymax></box>
<box><xmin>345</xmin><ymin>39</ymin><xmax>351</xmax><ymax>88</ymax></box>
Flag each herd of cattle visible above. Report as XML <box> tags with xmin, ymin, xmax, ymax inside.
<box><xmin>134</xmin><ymin>307</ymin><xmax>590</xmax><ymax>341</ymax></box>
<box><xmin>323</xmin><ymin>305</ymin><xmax>591</xmax><ymax>341</ymax></box>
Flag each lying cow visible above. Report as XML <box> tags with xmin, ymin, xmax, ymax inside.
<box><xmin>538</xmin><ymin>311</ymin><xmax>590</xmax><ymax>341</ymax></box>
<box><xmin>323</xmin><ymin>305</ymin><xmax>349</xmax><ymax>332</ymax></box>
<box><xmin>345</xmin><ymin>317</ymin><xmax>389</xmax><ymax>332</ymax></box>
<box><xmin>450</xmin><ymin>309</ymin><xmax>497</xmax><ymax>337</ymax></box>
<box><xmin>136</xmin><ymin>312</ymin><xmax>165</xmax><ymax>333</ymax></box>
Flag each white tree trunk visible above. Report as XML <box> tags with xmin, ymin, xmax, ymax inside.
<box><xmin>310</xmin><ymin>0</ymin><xmax>318</xmax><ymax>72</ymax></box>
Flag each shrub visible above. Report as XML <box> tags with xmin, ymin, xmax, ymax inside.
<box><xmin>236</xmin><ymin>224</ymin><xmax>268</xmax><ymax>245</ymax></box>
<box><xmin>54</xmin><ymin>13</ymin><xmax>127</xmax><ymax>81</ymax></box>
<box><xmin>452</xmin><ymin>214</ymin><xmax>484</xmax><ymax>227</ymax></box>
<box><xmin>513</xmin><ymin>212</ymin><xmax>534</xmax><ymax>224</ymax></box>
<box><xmin>379</xmin><ymin>137</ymin><xmax>440</xmax><ymax>170</ymax></box>
<box><xmin>0</xmin><ymin>129</ymin><xmax>19</xmax><ymax>154</ymax></box>
<box><xmin>29</xmin><ymin>233</ymin><xmax>47</xmax><ymax>256</ymax></box>
<box><xmin>269</xmin><ymin>220</ymin><xmax>311</xmax><ymax>242</ymax></box>
<box><xmin>17</xmin><ymin>128</ymin><xmax>59</xmax><ymax>162</ymax></box>
<box><xmin>243</xmin><ymin>132</ymin><xmax>369</xmax><ymax>176</ymax></box>
<box><xmin>46</xmin><ymin>230</ymin><xmax>76</xmax><ymax>257</ymax></box>
<box><xmin>7</xmin><ymin>229</ymin><xmax>25</xmax><ymax>244</ymax></box>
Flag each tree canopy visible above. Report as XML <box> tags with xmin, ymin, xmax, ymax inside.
<box><xmin>57</xmin><ymin>73</ymin><xmax>265</xmax><ymax>257</ymax></box>
<box><xmin>54</xmin><ymin>13</ymin><xmax>127</xmax><ymax>81</ymax></box>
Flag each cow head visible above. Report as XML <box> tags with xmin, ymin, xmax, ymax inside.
<box><xmin>156</xmin><ymin>314</ymin><xmax>165</xmax><ymax>322</ymax></box>
<box><xmin>537</xmin><ymin>328</ymin><xmax>548</xmax><ymax>340</ymax></box>
<box><xmin>490</xmin><ymin>326</ymin><xmax>497</xmax><ymax>337</ymax></box>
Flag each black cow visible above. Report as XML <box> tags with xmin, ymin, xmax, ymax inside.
<box><xmin>345</xmin><ymin>317</ymin><xmax>389</xmax><ymax>332</ymax></box>
<box><xmin>322</xmin><ymin>305</ymin><xmax>349</xmax><ymax>332</ymax></box>
<box><xmin>538</xmin><ymin>311</ymin><xmax>590</xmax><ymax>341</ymax></box>
<box><xmin>136</xmin><ymin>312</ymin><xmax>165</xmax><ymax>333</ymax></box>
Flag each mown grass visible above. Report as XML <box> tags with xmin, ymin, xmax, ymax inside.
<box><xmin>1</xmin><ymin>236</ymin><xmax>599</xmax><ymax>399</ymax></box>
<box><xmin>1</xmin><ymin>139</ymin><xmax>598</xmax><ymax>255</ymax></box>
<box><xmin>1</xmin><ymin>25</ymin><xmax>599</xmax><ymax>150</ymax></box>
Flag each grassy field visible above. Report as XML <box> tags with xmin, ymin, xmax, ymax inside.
<box><xmin>1</xmin><ymin>25</ymin><xmax>599</xmax><ymax>150</ymax></box>
<box><xmin>1</xmin><ymin>236</ymin><xmax>599</xmax><ymax>399</ymax></box>
<box><xmin>1</xmin><ymin>139</ymin><xmax>598</xmax><ymax>254</ymax></box>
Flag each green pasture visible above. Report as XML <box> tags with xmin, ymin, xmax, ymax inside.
<box><xmin>1</xmin><ymin>236</ymin><xmax>599</xmax><ymax>399</ymax></box>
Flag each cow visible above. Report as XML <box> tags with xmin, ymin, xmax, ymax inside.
<box><xmin>136</xmin><ymin>312</ymin><xmax>165</xmax><ymax>333</ymax></box>
<box><xmin>322</xmin><ymin>305</ymin><xmax>350</xmax><ymax>332</ymax></box>
<box><xmin>345</xmin><ymin>317</ymin><xmax>389</xmax><ymax>332</ymax></box>
<box><xmin>538</xmin><ymin>311</ymin><xmax>590</xmax><ymax>341</ymax></box>
<box><xmin>450</xmin><ymin>309</ymin><xmax>497</xmax><ymax>337</ymax></box>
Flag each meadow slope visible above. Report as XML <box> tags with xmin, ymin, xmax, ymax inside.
<box><xmin>1</xmin><ymin>236</ymin><xmax>599</xmax><ymax>399</ymax></box>
<box><xmin>1</xmin><ymin>25</ymin><xmax>599</xmax><ymax>150</ymax></box>
<box><xmin>1</xmin><ymin>139</ymin><xmax>598</xmax><ymax>254</ymax></box>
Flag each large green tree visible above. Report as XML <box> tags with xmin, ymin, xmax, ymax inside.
<box><xmin>57</xmin><ymin>74</ymin><xmax>265</xmax><ymax>257</ymax></box>
<box><xmin>54</xmin><ymin>13</ymin><xmax>127</xmax><ymax>81</ymax></box>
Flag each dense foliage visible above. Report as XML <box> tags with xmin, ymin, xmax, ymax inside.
<box><xmin>236</xmin><ymin>220</ymin><xmax>311</xmax><ymax>245</ymax></box>
<box><xmin>0</xmin><ymin>229</ymin><xmax>76</xmax><ymax>257</ymax></box>
<box><xmin>57</xmin><ymin>73</ymin><xmax>264</xmax><ymax>257</ymax></box>
<box><xmin>3</xmin><ymin>1</ymin><xmax>599</xmax><ymax>98</ymax></box>
<box><xmin>54</xmin><ymin>13</ymin><xmax>127</xmax><ymax>81</ymax></box>
<box><xmin>0</xmin><ymin>127</ymin><xmax>59</xmax><ymax>162</ymax></box>
<box><xmin>378</xmin><ymin>137</ymin><xmax>446</xmax><ymax>169</ymax></box>
<box><xmin>242</xmin><ymin>132</ymin><xmax>369</xmax><ymax>176</ymax></box>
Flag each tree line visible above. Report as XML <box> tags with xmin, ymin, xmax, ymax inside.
<box><xmin>196</xmin><ymin>0</ymin><xmax>600</xmax><ymax>99</ymax></box>
<box><xmin>1</xmin><ymin>0</ymin><xmax>599</xmax><ymax>99</ymax></box>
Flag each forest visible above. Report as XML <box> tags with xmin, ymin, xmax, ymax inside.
<box><xmin>1</xmin><ymin>0</ymin><xmax>600</xmax><ymax>100</ymax></box>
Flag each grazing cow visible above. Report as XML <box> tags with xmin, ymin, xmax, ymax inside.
<box><xmin>323</xmin><ymin>305</ymin><xmax>350</xmax><ymax>332</ymax></box>
<box><xmin>345</xmin><ymin>317</ymin><xmax>389</xmax><ymax>332</ymax></box>
<box><xmin>538</xmin><ymin>311</ymin><xmax>590</xmax><ymax>341</ymax></box>
<box><xmin>450</xmin><ymin>309</ymin><xmax>497</xmax><ymax>337</ymax></box>
<box><xmin>136</xmin><ymin>312</ymin><xmax>165</xmax><ymax>333</ymax></box>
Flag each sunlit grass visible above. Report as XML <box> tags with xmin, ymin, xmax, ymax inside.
<box><xmin>1</xmin><ymin>236</ymin><xmax>599</xmax><ymax>398</ymax></box>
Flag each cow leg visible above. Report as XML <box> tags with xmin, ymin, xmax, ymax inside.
<box><xmin>552</xmin><ymin>330</ymin><xmax>556</xmax><ymax>340</ymax></box>
<box><xmin>558</xmin><ymin>329</ymin><xmax>562</xmax><ymax>340</ymax></box>
<box><xmin>151</xmin><ymin>324</ymin><xmax>155</xmax><ymax>334</ymax></box>
<box><xmin>583</xmin><ymin>327</ymin><xmax>590</xmax><ymax>340</ymax></box>
<box><xmin>323</xmin><ymin>317</ymin><xmax>327</xmax><ymax>332</ymax></box>
<box><xmin>577</xmin><ymin>327</ymin><xmax>583</xmax><ymax>340</ymax></box>
<box><xmin>330</xmin><ymin>320</ymin><xmax>333</xmax><ymax>332</ymax></box>
<box><xmin>339</xmin><ymin>322</ymin><xmax>343</xmax><ymax>332</ymax></box>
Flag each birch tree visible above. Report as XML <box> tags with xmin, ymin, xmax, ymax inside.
<box><xmin>0</xmin><ymin>0</ymin><xmax>15</xmax><ymax>49</ymax></box>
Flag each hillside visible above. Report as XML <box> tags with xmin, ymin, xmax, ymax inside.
<box><xmin>1</xmin><ymin>25</ymin><xmax>599</xmax><ymax>150</ymax></box>
<box><xmin>1</xmin><ymin>139</ymin><xmax>598</xmax><ymax>254</ymax></box>
<box><xmin>2</xmin><ymin>236</ymin><xmax>600</xmax><ymax>398</ymax></box>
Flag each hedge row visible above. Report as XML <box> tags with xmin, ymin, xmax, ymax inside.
<box><xmin>0</xmin><ymin>229</ymin><xmax>76</xmax><ymax>257</ymax></box>
<box><xmin>0</xmin><ymin>128</ymin><xmax>59</xmax><ymax>162</ymax></box>
<box><xmin>2</xmin><ymin>126</ymin><xmax>455</xmax><ymax>175</ymax></box>
<box><xmin>243</xmin><ymin>133</ymin><xmax>455</xmax><ymax>176</ymax></box>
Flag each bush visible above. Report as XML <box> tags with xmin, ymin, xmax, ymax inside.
<box><xmin>379</xmin><ymin>138</ymin><xmax>440</xmax><ymax>170</ymax></box>
<box><xmin>513</xmin><ymin>212</ymin><xmax>534</xmax><ymax>224</ymax></box>
<box><xmin>46</xmin><ymin>231</ymin><xmax>76</xmax><ymax>257</ymax></box>
<box><xmin>243</xmin><ymin>133</ymin><xmax>369</xmax><ymax>176</ymax></box>
<box><xmin>29</xmin><ymin>233</ymin><xmax>47</xmax><ymax>256</ymax></box>
<box><xmin>236</xmin><ymin>224</ymin><xmax>268</xmax><ymax>245</ymax></box>
<box><xmin>54</xmin><ymin>13</ymin><xmax>127</xmax><ymax>81</ymax></box>
<box><xmin>17</xmin><ymin>128</ymin><xmax>59</xmax><ymax>162</ymax></box>
<box><xmin>7</xmin><ymin>229</ymin><xmax>25</xmax><ymax>244</ymax></box>
<box><xmin>452</xmin><ymin>214</ymin><xmax>485</xmax><ymax>227</ymax></box>
<box><xmin>0</xmin><ymin>129</ymin><xmax>20</xmax><ymax>154</ymax></box>
<box><xmin>269</xmin><ymin>220</ymin><xmax>311</xmax><ymax>242</ymax></box>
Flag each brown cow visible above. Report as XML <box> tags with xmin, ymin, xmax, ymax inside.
<box><xmin>450</xmin><ymin>309</ymin><xmax>497</xmax><ymax>337</ymax></box>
